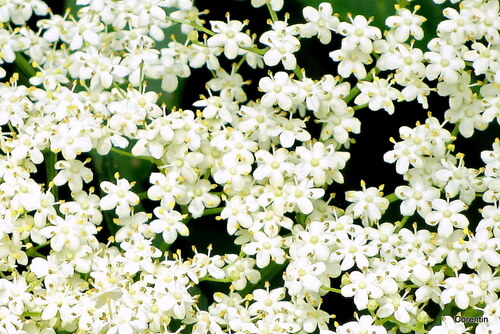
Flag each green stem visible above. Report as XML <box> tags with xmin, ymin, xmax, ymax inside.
<box><xmin>396</xmin><ymin>215</ymin><xmax>410</xmax><ymax>232</ymax></box>
<box><xmin>44</xmin><ymin>150</ymin><xmax>58</xmax><ymax>200</ymax></box>
<box><xmin>203</xmin><ymin>207</ymin><xmax>223</xmax><ymax>216</ymax></box>
<box><xmin>293</xmin><ymin>65</ymin><xmax>303</xmax><ymax>80</ymax></box>
<box><xmin>385</xmin><ymin>193</ymin><xmax>399</xmax><ymax>202</ymax></box>
<box><xmin>26</xmin><ymin>242</ymin><xmax>49</xmax><ymax>257</ymax></box>
<box><xmin>353</xmin><ymin>103</ymin><xmax>368</xmax><ymax>110</ymax></box>
<box><xmin>451</xmin><ymin>123</ymin><xmax>460</xmax><ymax>137</ymax></box>
<box><xmin>166</xmin><ymin>15</ymin><xmax>215</xmax><ymax>36</ymax></box>
<box><xmin>344</xmin><ymin>68</ymin><xmax>379</xmax><ymax>104</ymax></box>
<box><xmin>266</xmin><ymin>3</ymin><xmax>279</xmax><ymax>22</ymax></box>
<box><xmin>321</xmin><ymin>286</ymin><xmax>342</xmax><ymax>294</ymax></box>
<box><xmin>110</xmin><ymin>147</ymin><xmax>161</xmax><ymax>165</ymax></box>
<box><xmin>240</xmin><ymin>45</ymin><xmax>267</xmax><ymax>56</ymax></box>
<box><xmin>22</xmin><ymin>311</ymin><xmax>41</xmax><ymax>318</ymax></box>
<box><xmin>14</xmin><ymin>53</ymin><xmax>37</xmax><ymax>78</ymax></box>
<box><xmin>199</xmin><ymin>276</ymin><xmax>232</xmax><ymax>283</ymax></box>
<box><xmin>234</xmin><ymin>54</ymin><xmax>247</xmax><ymax>73</ymax></box>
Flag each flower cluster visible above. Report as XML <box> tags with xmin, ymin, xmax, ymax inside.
<box><xmin>0</xmin><ymin>0</ymin><xmax>498</xmax><ymax>333</ymax></box>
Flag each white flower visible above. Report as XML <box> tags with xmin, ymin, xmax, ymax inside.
<box><xmin>184</xmin><ymin>179</ymin><xmax>220</xmax><ymax>218</ymax></box>
<box><xmin>150</xmin><ymin>207</ymin><xmax>188</xmax><ymax>244</ymax></box>
<box><xmin>50</xmin><ymin>122</ymin><xmax>93</xmax><ymax>160</ymax></box>
<box><xmin>260</xmin><ymin>20</ymin><xmax>301</xmax><ymax>70</ymax></box>
<box><xmin>207</xmin><ymin>17</ymin><xmax>252</xmax><ymax>60</ymax></box>
<box><xmin>285</xmin><ymin>179</ymin><xmax>325</xmax><ymax>214</ymax></box>
<box><xmin>441</xmin><ymin>273</ymin><xmax>482</xmax><ymax>309</ymax></box>
<box><xmin>463</xmin><ymin>42</ymin><xmax>499</xmax><ymax>76</ymax></box>
<box><xmin>385</xmin><ymin>7</ymin><xmax>425</xmax><ymax>42</ymax></box>
<box><xmin>253</xmin><ymin>148</ymin><xmax>295</xmax><ymax>186</ymax></box>
<box><xmin>207</xmin><ymin>67</ymin><xmax>249</xmax><ymax>102</ymax></box>
<box><xmin>40</xmin><ymin>215</ymin><xmax>93</xmax><ymax>252</ymax></box>
<box><xmin>341</xmin><ymin>271</ymin><xmax>384</xmax><ymax>310</ymax></box>
<box><xmin>248</xmin><ymin>286</ymin><xmax>286</xmax><ymax>315</ymax></box>
<box><xmin>438</xmin><ymin>7</ymin><xmax>478</xmax><ymax>45</ymax></box>
<box><xmin>445</xmin><ymin>97</ymin><xmax>488</xmax><ymax>138</ymax></box>
<box><xmin>425</xmin><ymin>198</ymin><xmax>469</xmax><ymax>237</ymax></box>
<box><xmin>147</xmin><ymin>170</ymin><xmax>187</xmax><ymax>209</ymax></box>
<box><xmin>146</xmin><ymin>48</ymin><xmax>190</xmax><ymax>92</ymax></box>
<box><xmin>60</xmin><ymin>190</ymin><xmax>102</xmax><ymax>225</ymax></box>
<box><xmin>100</xmin><ymin>175</ymin><xmax>140</xmax><ymax>217</ymax></box>
<box><xmin>243</xmin><ymin>231</ymin><xmax>285</xmax><ymax>268</ymax></box>
<box><xmin>53</xmin><ymin>158</ymin><xmax>93</xmax><ymax>192</ymax></box>
<box><xmin>395</xmin><ymin>178</ymin><xmax>440</xmax><ymax>216</ymax></box>
<box><xmin>428</xmin><ymin>316</ymin><xmax>467</xmax><ymax>334</ymax></box>
<box><xmin>376</xmin><ymin>293</ymin><xmax>417</xmax><ymax>323</ymax></box>
<box><xmin>330</xmin><ymin>232</ymin><xmax>377</xmax><ymax>270</ymax></box>
<box><xmin>301</xmin><ymin>3</ymin><xmax>339</xmax><ymax>44</ymax></box>
<box><xmin>434</xmin><ymin>154</ymin><xmax>486</xmax><ymax>204</ymax></box>
<box><xmin>346</xmin><ymin>183</ymin><xmax>390</xmax><ymax>224</ymax></box>
<box><xmin>259</xmin><ymin>71</ymin><xmax>299</xmax><ymax>111</ymax></box>
<box><xmin>338</xmin><ymin>15</ymin><xmax>381</xmax><ymax>53</ymax></box>
<box><xmin>336</xmin><ymin>315</ymin><xmax>387</xmax><ymax>334</ymax></box>
<box><xmin>354</xmin><ymin>77</ymin><xmax>401</xmax><ymax>114</ymax></box>
<box><xmin>224</xmin><ymin>254</ymin><xmax>260</xmax><ymax>290</ymax></box>
<box><xmin>251</xmin><ymin>0</ymin><xmax>284</xmax><ymax>11</ymax></box>
<box><xmin>284</xmin><ymin>258</ymin><xmax>326</xmax><ymax>295</ymax></box>
<box><xmin>459</xmin><ymin>229</ymin><xmax>500</xmax><ymax>269</ymax></box>
<box><xmin>275</xmin><ymin>116</ymin><xmax>311</xmax><ymax>148</ymax></box>
<box><xmin>221</xmin><ymin>195</ymin><xmax>258</xmax><ymax>234</ymax></box>
<box><xmin>384</xmin><ymin>140</ymin><xmax>424</xmax><ymax>175</ymax></box>
<box><xmin>329</xmin><ymin>46</ymin><xmax>372</xmax><ymax>79</ymax></box>
<box><xmin>294</xmin><ymin>141</ymin><xmax>350</xmax><ymax>186</ymax></box>
<box><xmin>425</xmin><ymin>41</ymin><xmax>465</xmax><ymax>83</ymax></box>
<box><xmin>290</xmin><ymin>221</ymin><xmax>333</xmax><ymax>261</ymax></box>
<box><xmin>213</xmin><ymin>153</ymin><xmax>252</xmax><ymax>193</ymax></box>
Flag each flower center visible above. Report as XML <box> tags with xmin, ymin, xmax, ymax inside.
<box><xmin>262</xmin><ymin>241</ymin><xmax>272</xmax><ymax>250</ymax></box>
<box><xmin>355</xmin><ymin>29</ymin><xmax>364</xmax><ymax>37</ymax></box>
<box><xmin>442</xmin><ymin>209</ymin><xmax>452</xmax><ymax>218</ymax></box>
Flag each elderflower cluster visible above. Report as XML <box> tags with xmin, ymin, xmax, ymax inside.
<box><xmin>0</xmin><ymin>0</ymin><xmax>498</xmax><ymax>333</ymax></box>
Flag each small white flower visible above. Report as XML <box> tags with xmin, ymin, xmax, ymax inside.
<box><xmin>207</xmin><ymin>17</ymin><xmax>252</xmax><ymax>60</ymax></box>
<box><xmin>259</xmin><ymin>71</ymin><xmax>299</xmax><ymax>111</ymax></box>
<box><xmin>346</xmin><ymin>183</ymin><xmax>390</xmax><ymax>225</ymax></box>
<box><xmin>243</xmin><ymin>231</ymin><xmax>285</xmax><ymax>268</ymax></box>
<box><xmin>354</xmin><ymin>77</ymin><xmax>401</xmax><ymax>114</ymax></box>
<box><xmin>53</xmin><ymin>159</ymin><xmax>93</xmax><ymax>192</ymax></box>
<box><xmin>301</xmin><ymin>3</ymin><xmax>339</xmax><ymax>44</ymax></box>
<box><xmin>428</xmin><ymin>316</ymin><xmax>467</xmax><ymax>334</ymax></box>
<box><xmin>385</xmin><ymin>7</ymin><xmax>425</xmax><ymax>42</ymax></box>
<box><xmin>425</xmin><ymin>198</ymin><xmax>469</xmax><ymax>237</ymax></box>
<box><xmin>441</xmin><ymin>273</ymin><xmax>482</xmax><ymax>309</ymax></box>
<box><xmin>100</xmin><ymin>175</ymin><xmax>140</xmax><ymax>217</ymax></box>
